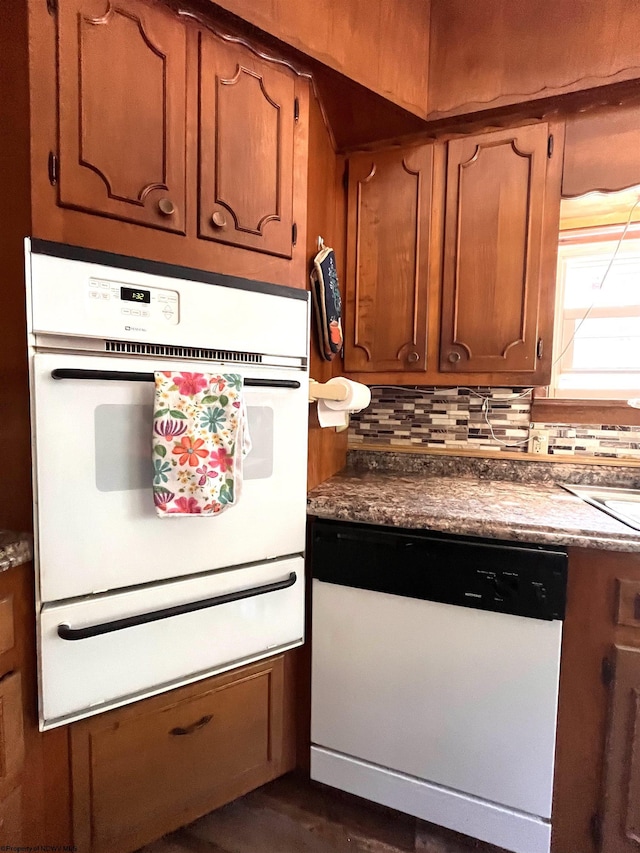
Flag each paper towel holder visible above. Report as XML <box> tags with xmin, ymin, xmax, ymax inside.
<box><xmin>308</xmin><ymin>379</ymin><xmax>351</xmax><ymax>432</ymax></box>
<box><xmin>308</xmin><ymin>379</ymin><xmax>349</xmax><ymax>403</ymax></box>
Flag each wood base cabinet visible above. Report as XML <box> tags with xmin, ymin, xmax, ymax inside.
<box><xmin>0</xmin><ymin>564</ymin><xmax>34</xmax><ymax>845</ymax></box>
<box><xmin>552</xmin><ymin>550</ymin><xmax>640</xmax><ymax>853</ymax></box>
<box><xmin>70</xmin><ymin>654</ymin><xmax>295</xmax><ymax>853</ymax></box>
<box><xmin>601</xmin><ymin>645</ymin><xmax>640</xmax><ymax>852</ymax></box>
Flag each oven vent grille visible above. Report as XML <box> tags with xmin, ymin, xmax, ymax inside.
<box><xmin>105</xmin><ymin>340</ymin><xmax>263</xmax><ymax>364</ymax></box>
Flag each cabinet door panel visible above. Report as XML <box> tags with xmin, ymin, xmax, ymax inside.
<box><xmin>58</xmin><ymin>0</ymin><xmax>187</xmax><ymax>233</ymax></box>
<box><xmin>199</xmin><ymin>34</ymin><xmax>295</xmax><ymax>258</ymax></box>
<box><xmin>602</xmin><ymin>645</ymin><xmax>640</xmax><ymax>852</ymax></box>
<box><xmin>0</xmin><ymin>784</ymin><xmax>22</xmax><ymax>844</ymax></box>
<box><xmin>71</xmin><ymin>656</ymin><xmax>285</xmax><ymax>853</ymax></box>
<box><xmin>440</xmin><ymin>124</ymin><xmax>549</xmax><ymax>373</ymax></box>
<box><xmin>0</xmin><ymin>672</ymin><xmax>24</xmax><ymax>801</ymax></box>
<box><xmin>345</xmin><ymin>146</ymin><xmax>433</xmax><ymax>373</ymax></box>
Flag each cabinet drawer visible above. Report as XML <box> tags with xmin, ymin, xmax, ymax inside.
<box><xmin>616</xmin><ymin>579</ymin><xmax>640</xmax><ymax>628</ymax></box>
<box><xmin>0</xmin><ymin>672</ymin><xmax>24</xmax><ymax>799</ymax></box>
<box><xmin>71</xmin><ymin>655</ymin><xmax>285</xmax><ymax>853</ymax></box>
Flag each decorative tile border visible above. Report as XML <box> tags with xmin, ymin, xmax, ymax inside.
<box><xmin>349</xmin><ymin>387</ymin><xmax>640</xmax><ymax>460</ymax></box>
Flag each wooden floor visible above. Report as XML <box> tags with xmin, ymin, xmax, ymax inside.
<box><xmin>140</xmin><ymin>773</ymin><xmax>507</xmax><ymax>853</ymax></box>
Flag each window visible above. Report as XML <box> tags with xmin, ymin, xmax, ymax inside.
<box><xmin>551</xmin><ymin>234</ymin><xmax>640</xmax><ymax>398</ymax></box>
<box><xmin>548</xmin><ymin>188</ymin><xmax>640</xmax><ymax>401</ymax></box>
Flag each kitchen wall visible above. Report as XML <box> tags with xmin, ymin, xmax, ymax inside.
<box><xmin>349</xmin><ymin>386</ymin><xmax>640</xmax><ymax>460</ymax></box>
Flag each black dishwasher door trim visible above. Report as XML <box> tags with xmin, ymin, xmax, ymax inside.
<box><xmin>312</xmin><ymin>519</ymin><xmax>567</xmax><ymax>621</ymax></box>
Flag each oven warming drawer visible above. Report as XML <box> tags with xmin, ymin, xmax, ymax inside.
<box><xmin>39</xmin><ymin>556</ymin><xmax>304</xmax><ymax>729</ymax></box>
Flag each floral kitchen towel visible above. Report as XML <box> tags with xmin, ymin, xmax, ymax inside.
<box><xmin>152</xmin><ymin>372</ymin><xmax>251</xmax><ymax>517</ymax></box>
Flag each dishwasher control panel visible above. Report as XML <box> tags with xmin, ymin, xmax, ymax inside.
<box><xmin>312</xmin><ymin>519</ymin><xmax>568</xmax><ymax>621</ymax></box>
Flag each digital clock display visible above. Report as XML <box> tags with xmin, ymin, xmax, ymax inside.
<box><xmin>121</xmin><ymin>287</ymin><xmax>151</xmax><ymax>304</ymax></box>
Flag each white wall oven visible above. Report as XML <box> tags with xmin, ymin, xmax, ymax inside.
<box><xmin>25</xmin><ymin>239</ymin><xmax>310</xmax><ymax>729</ymax></box>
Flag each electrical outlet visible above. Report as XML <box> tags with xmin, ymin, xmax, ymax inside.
<box><xmin>528</xmin><ymin>428</ymin><xmax>549</xmax><ymax>455</ymax></box>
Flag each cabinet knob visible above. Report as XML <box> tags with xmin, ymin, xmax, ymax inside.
<box><xmin>407</xmin><ymin>351</ymin><xmax>420</xmax><ymax>363</ymax></box>
<box><xmin>211</xmin><ymin>211</ymin><xmax>227</xmax><ymax>228</ymax></box>
<box><xmin>158</xmin><ymin>198</ymin><xmax>175</xmax><ymax>216</ymax></box>
<box><xmin>448</xmin><ymin>351</ymin><xmax>461</xmax><ymax>363</ymax></box>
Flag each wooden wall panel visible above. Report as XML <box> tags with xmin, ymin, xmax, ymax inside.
<box><xmin>563</xmin><ymin>103</ymin><xmax>640</xmax><ymax>197</ymax></box>
<box><xmin>306</xmin><ymin>94</ymin><xmax>348</xmax><ymax>492</ymax></box>
<box><xmin>429</xmin><ymin>0</ymin><xmax>640</xmax><ymax>120</ymax></box>
<box><xmin>209</xmin><ymin>0</ymin><xmax>431</xmax><ymax>119</ymax></box>
<box><xmin>1</xmin><ymin>0</ymin><xmax>33</xmax><ymax>532</ymax></box>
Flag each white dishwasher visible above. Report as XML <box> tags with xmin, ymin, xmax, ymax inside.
<box><xmin>310</xmin><ymin>520</ymin><xmax>568</xmax><ymax>853</ymax></box>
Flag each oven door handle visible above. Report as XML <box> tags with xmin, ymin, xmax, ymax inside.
<box><xmin>56</xmin><ymin>571</ymin><xmax>297</xmax><ymax>641</ymax></box>
<box><xmin>50</xmin><ymin>368</ymin><xmax>300</xmax><ymax>389</ymax></box>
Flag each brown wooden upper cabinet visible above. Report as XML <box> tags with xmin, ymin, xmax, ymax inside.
<box><xmin>57</xmin><ymin>0</ymin><xmax>188</xmax><ymax>233</ymax></box>
<box><xmin>198</xmin><ymin>35</ymin><xmax>297</xmax><ymax>258</ymax></box>
<box><xmin>53</xmin><ymin>1</ymin><xmax>301</xmax><ymax>265</ymax></box>
<box><xmin>440</xmin><ymin>123</ymin><xmax>555</xmax><ymax>377</ymax></box>
<box><xmin>344</xmin><ymin>145</ymin><xmax>435</xmax><ymax>373</ymax></box>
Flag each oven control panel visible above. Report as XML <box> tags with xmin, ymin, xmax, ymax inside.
<box><xmin>87</xmin><ymin>277</ymin><xmax>180</xmax><ymax>326</ymax></box>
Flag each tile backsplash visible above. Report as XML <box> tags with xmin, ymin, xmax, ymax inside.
<box><xmin>349</xmin><ymin>386</ymin><xmax>640</xmax><ymax>460</ymax></box>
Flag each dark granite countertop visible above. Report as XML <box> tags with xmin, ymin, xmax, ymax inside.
<box><xmin>307</xmin><ymin>453</ymin><xmax>640</xmax><ymax>552</ymax></box>
<box><xmin>0</xmin><ymin>530</ymin><xmax>33</xmax><ymax>572</ymax></box>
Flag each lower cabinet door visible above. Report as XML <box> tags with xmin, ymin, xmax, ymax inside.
<box><xmin>601</xmin><ymin>645</ymin><xmax>640</xmax><ymax>852</ymax></box>
<box><xmin>70</xmin><ymin>655</ymin><xmax>287</xmax><ymax>853</ymax></box>
<box><xmin>0</xmin><ymin>671</ymin><xmax>25</xmax><ymax>800</ymax></box>
<box><xmin>0</xmin><ymin>785</ymin><xmax>23</xmax><ymax>843</ymax></box>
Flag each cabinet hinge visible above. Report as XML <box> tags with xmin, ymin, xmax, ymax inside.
<box><xmin>46</xmin><ymin>0</ymin><xmax>57</xmax><ymax>14</ymax></box>
<box><xmin>48</xmin><ymin>151</ymin><xmax>58</xmax><ymax>186</ymax></box>
<box><xmin>536</xmin><ymin>338</ymin><xmax>543</xmax><ymax>359</ymax></box>
<box><xmin>294</xmin><ymin>97</ymin><xmax>299</xmax><ymax>123</ymax></box>
<box><xmin>547</xmin><ymin>134</ymin><xmax>554</xmax><ymax>158</ymax></box>
<box><xmin>601</xmin><ymin>655</ymin><xmax>615</xmax><ymax>688</ymax></box>
<box><xmin>590</xmin><ymin>811</ymin><xmax>603</xmax><ymax>851</ymax></box>
<box><xmin>292</xmin><ymin>222</ymin><xmax>297</xmax><ymax>246</ymax></box>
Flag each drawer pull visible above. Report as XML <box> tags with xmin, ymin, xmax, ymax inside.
<box><xmin>57</xmin><ymin>571</ymin><xmax>297</xmax><ymax>641</ymax></box>
<box><xmin>170</xmin><ymin>714</ymin><xmax>213</xmax><ymax>736</ymax></box>
<box><xmin>51</xmin><ymin>368</ymin><xmax>301</xmax><ymax>390</ymax></box>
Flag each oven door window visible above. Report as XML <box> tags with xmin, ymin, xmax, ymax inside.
<box><xmin>94</xmin><ymin>404</ymin><xmax>274</xmax><ymax>492</ymax></box>
<box><xmin>33</xmin><ymin>353</ymin><xmax>307</xmax><ymax>601</ymax></box>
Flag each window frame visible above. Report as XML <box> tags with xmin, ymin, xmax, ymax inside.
<box><xmin>533</xmin><ymin>224</ymin><xmax>640</xmax><ymax>424</ymax></box>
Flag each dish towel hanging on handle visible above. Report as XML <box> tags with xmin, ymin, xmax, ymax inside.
<box><xmin>152</xmin><ymin>372</ymin><xmax>251</xmax><ymax>517</ymax></box>
<box><xmin>310</xmin><ymin>243</ymin><xmax>343</xmax><ymax>361</ymax></box>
